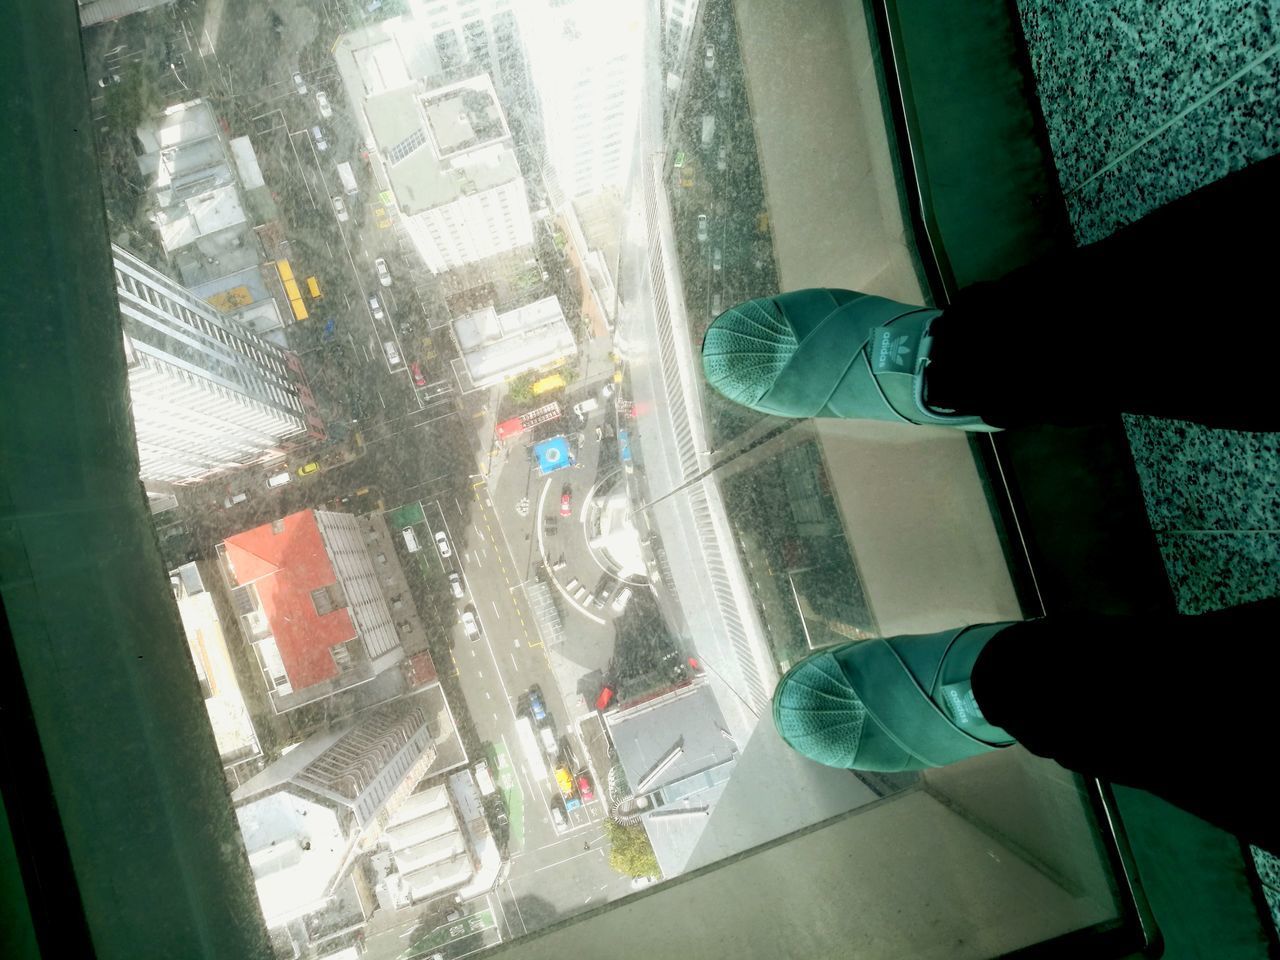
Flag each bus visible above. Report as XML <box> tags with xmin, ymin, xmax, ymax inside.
<box><xmin>515</xmin><ymin>717</ymin><xmax>548</xmax><ymax>783</ymax></box>
<box><xmin>618</xmin><ymin>428</ymin><xmax>633</xmax><ymax>474</ymax></box>
<box><xmin>274</xmin><ymin>259</ymin><xmax>308</xmax><ymax>322</ymax></box>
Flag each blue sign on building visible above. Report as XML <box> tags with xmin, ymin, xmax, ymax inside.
<box><xmin>534</xmin><ymin>436</ymin><xmax>573</xmax><ymax>475</ymax></box>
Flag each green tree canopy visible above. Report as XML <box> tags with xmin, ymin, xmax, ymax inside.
<box><xmin>605</xmin><ymin>820</ymin><xmax>659</xmax><ymax>879</ymax></box>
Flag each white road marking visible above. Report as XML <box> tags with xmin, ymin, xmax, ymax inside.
<box><xmin>492</xmin><ymin>599</ymin><xmax>501</xmax><ymax>619</ymax></box>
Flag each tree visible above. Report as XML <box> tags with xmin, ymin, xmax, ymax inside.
<box><xmin>605</xmin><ymin>820</ymin><xmax>659</xmax><ymax>879</ymax></box>
<box><xmin>507</xmin><ymin>373</ymin><xmax>534</xmax><ymax>405</ymax></box>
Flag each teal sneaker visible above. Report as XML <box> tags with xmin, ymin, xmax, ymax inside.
<box><xmin>701</xmin><ymin>288</ymin><xmax>997</xmax><ymax>430</ymax></box>
<box><xmin>772</xmin><ymin>623</ymin><xmax>1017</xmax><ymax>771</ymax></box>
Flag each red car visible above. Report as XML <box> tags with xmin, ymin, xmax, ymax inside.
<box><xmin>410</xmin><ymin>361</ymin><xmax>427</xmax><ymax>387</ymax></box>
<box><xmin>560</xmin><ymin>490</ymin><xmax>572</xmax><ymax>517</ymax></box>
<box><xmin>577</xmin><ymin>774</ymin><xmax>595</xmax><ymax>802</ymax></box>
<box><xmin>595</xmin><ymin>685</ymin><xmax>614</xmax><ymax>711</ymax></box>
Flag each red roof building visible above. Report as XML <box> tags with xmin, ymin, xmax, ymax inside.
<box><xmin>221</xmin><ymin>510</ymin><xmax>405</xmax><ymax>710</ymax></box>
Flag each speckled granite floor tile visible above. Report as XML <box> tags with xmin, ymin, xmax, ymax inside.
<box><xmin>1122</xmin><ymin>415</ymin><xmax>1280</xmax><ymax>532</ymax></box>
<box><xmin>1014</xmin><ymin>0</ymin><xmax>1279</xmax><ymax>193</ymax></box>
<box><xmin>1151</xmin><ymin>530</ymin><xmax>1280</xmax><ymax>613</ymax></box>
<box><xmin>1062</xmin><ymin>52</ymin><xmax>1280</xmax><ymax>242</ymax></box>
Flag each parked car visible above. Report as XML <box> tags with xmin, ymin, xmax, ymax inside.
<box><xmin>310</xmin><ymin>125</ymin><xmax>328</xmax><ymax>151</ymax></box>
<box><xmin>292</xmin><ymin>71</ymin><xmax>307</xmax><ymax>94</ymax></box>
<box><xmin>560</xmin><ymin>488</ymin><xmax>572</xmax><ymax>517</ymax></box>
<box><xmin>712</xmin><ymin>247</ymin><xmax>722</xmax><ymax>271</ymax></box>
<box><xmin>382</xmin><ymin>340</ymin><xmax>402</xmax><ymax>367</ymax></box>
<box><xmin>551</xmin><ymin>806</ymin><xmax>567</xmax><ymax>832</ymax></box>
<box><xmin>630</xmin><ymin>875</ymin><xmax>657</xmax><ymax>890</ymax></box>
<box><xmin>296</xmin><ymin>461</ymin><xmax>319</xmax><ymax>477</ymax></box>
<box><xmin>315</xmin><ymin>90</ymin><xmax>332</xmax><ymax>118</ymax></box>
<box><xmin>374</xmin><ymin>257</ymin><xmax>392</xmax><ymax>286</ymax></box>
<box><xmin>704</xmin><ymin>44</ymin><xmax>715</xmax><ymax>70</ymax></box>
<box><xmin>461</xmin><ymin>609</ymin><xmax>480</xmax><ymax>640</ymax></box>
<box><xmin>411</xmin><ymin>361</ymin><xmax>427</xmax><ymax>387</ymax></box>
<box><xmin>595</xmin><ymin>685</ymin><xmax>615</xmax><ymax>711</ymax></box>
<box><xmin>266</xmin><ymin>471</ymin><xmax>292</xmax><ymax>489</ymax></box>
<box><xmin>331</xmin><ymin>195</ymin><xmax>348</xmax><ymax>221</ymax></box>
<box><xmin>223</xmin><ymin>492</ymin><xmax>248</xmax><ymax>508</ymax></box>
<box><xmin>367</xmin><ymin>295</ymin><xmax>384</xmax><ymax>320</ymax></box>
<box><xmin>697</xmin><ymin>213</ymin><xmax>708</xmax><ymax>242</ymax></box>
<box><xmin>577</xmin><ymin>774</ymin><xmax>595</xmax><ymax>802</ymax></box>
<box><xmin>717</xmin><ymin>143</ymin><xmax>728</xmax><ymax>172</ymax></box>
<box><xmin>612</xmin><ymin>586</ymin><xmax>633</xmax><ymax>613</ymax></box>
<box><xmin>434</xmin><ymin>530</ymin><xmax>451</xmax><ymax>558</ymax></box>
<box><xmin>97</xmin><ymin>74</ymin><xmax>122</xmax><ymax>88</ymax></box>
<box><xmin>448</xmin><ymin>571</ymin><xmax>464</xmax><ymax>599</ymax></box>
<box><xmin>528</xmin><ymin>686</ymin><xmax>547</xmax><ymax>722</ymax></box>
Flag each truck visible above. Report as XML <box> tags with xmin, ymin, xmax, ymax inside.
<box><xmin>701</xmin><ymin>114</ymin><xmax>716</xmax><ymax>148</ymax></box>
<box><xmin>539</xmin><ymin>725</ymin><xmax>559</xmax><ymax>758</ymax></box>
<box><xmin>474</xmin><ymin>760</ymin><xmax>496</xmax><ymax>797</ymax></box>
<box><xmin>336</xmin><ymin>161</ymin><xmax>358</xmax><ymax>196</ymax></box>
<box><xmin>554</xmin><ymin>766</ymin><xmax>575</xmax><ymax>799</ymax></box>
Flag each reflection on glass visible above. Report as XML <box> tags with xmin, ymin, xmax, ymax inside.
<box><xmin>79</xmin><ymin>0</ymin><xmax>1128</xmax><ymax>956</ymax></box>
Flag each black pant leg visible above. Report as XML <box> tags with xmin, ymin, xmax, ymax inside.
<box><xmin>970</xmin><ymin>599</ymin><xmax>1280</xmax><ymax>851</ymax></box>
<box><xmin>927</xmin><ymin>154</ymin><xmax>1280</xmax><ymax>430</ymax></box>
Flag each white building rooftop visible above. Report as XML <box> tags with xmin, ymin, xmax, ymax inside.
<box><xmin>453</xmin><ymin>296</ymin><xmax>576</xmax><ymax>389</ymax></box>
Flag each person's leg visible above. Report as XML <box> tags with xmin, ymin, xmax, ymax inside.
<box><xmin>926</xmin><ymin>154</ymin><xmax>1280</xmax><ymax>430</ymax></box>
<box><xmin>970</xmin><ymin>598</ymin><xmax>1280</xmax><ymax>851</ymax></box>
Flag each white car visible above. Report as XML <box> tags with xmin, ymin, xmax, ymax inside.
<box><xmin>266</xmin><ymin>471</ymin><xmax>292</xmax><ymax>489</ymax></box>
<box><xmin>611</xmin><ymin>586</ymin><xmax>633</xmax><ymax>613</ymax></box>
<box><xmin>292</xmin><ymin>71</ymin><xmax>307</xmax><ymax>95</ymax></box>
<box><xmin>717</xmin><ymin>144</ymin><xmax>728</xmax><ymax>172</ymax></box>
<box><xmin>310</xmin><ymin>125</ymin><xmax>328</xmax><ymax>152</ymax></box>
<box><xmin>374</xmin><ymin>257</ymin><xmax>392</xmax><ymax>286</ymax></box>
<box><xmin>712</xmin><ymin>248</ymin><xmax>722</xmax><ymax>271</ymax></box>
<box><xmin>448</xmin><ymin>571</ymin><xmax>465</xmax><ymax>599</ymax></box>
<box><xmin>704</xmin><ymin>44</ymin><xmax>715</xmax><ymax>70</ymax></box>
<box><xmin>461</xmin><ymin>610</ymin><xmax>480</xmax><ymax>640</ymax></box>
<box><xmin>697</xmin><ymin>213</ymin><xmax>708</xmax><ymax>242</ymax></box>
<box><xmin>367</xmin><ymin>295</ymin><xmax>384</xmax><ymax>321</ymax></box>
<box><xmin>315</xmin><ymin>90</ymin><xmax>332</xmax><ymax>118</ymax></box>
<box><xmin>223</xmin><ymin>492</ymin><xmax>248</xmax><ymax>508</ymax></box>
<box><xmin>331</xmin><ymin>195</ymin><xmax>348</xmax><ymax>222</ymax></box>
<box><xmin>434</xmin><ymin>530</ymin><xmax>451</xmax><ymax>558</ymax></box>
<box><xmin>630</xmin><ymin>875</ymin><xmax>659</xmax><ymax>890</ymax></box>
<box><xmin>551</xmin><ymin>807</ymin><xmax>567</xmax><ymax>832</ymax></box>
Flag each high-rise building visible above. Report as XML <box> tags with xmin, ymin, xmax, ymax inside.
<box><xmin>219</xmin><ymin>510</ymin><xmax>407</xmax><ymax>713</ymax></box>
<box><xmin>232</xmin><ymin>694</ymin><xmax>440</xmax><ymax>929</ymax></box>
<box><xmin>406</xmin><ymin>0</ymin><xmax>532</xmax><ymax>110</ymax></box>
<box><xmin>662</xmin><ymin>0</ymin><xmax>702</xmax><ymax>103</ymax></box>
<box><xmin>364</xmin><ymin>73</ymin><xmax>534</xmax><ymax>274</ymax></box>
<box><xmin>518</xmin><ymin>0</ymin><xmax>644</xmax><ymax>200</ymax></box>
<box><xmin>112</xmin><ymin>244</ymin><xmax>322</xmax><ymax>485</ymax></box>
